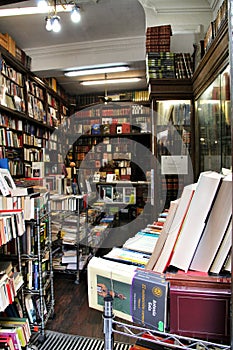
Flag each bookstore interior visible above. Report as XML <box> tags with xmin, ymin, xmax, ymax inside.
<box><xmin>0</xmin><ymin>0</ymin><xmax>232</xmax><ymax>349</ymax></box>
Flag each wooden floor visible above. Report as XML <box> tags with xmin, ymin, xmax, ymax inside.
<box><xmin>46</xmin><ymin>271</ymin><xmax>134</xmax><ymax>345</ymax></box>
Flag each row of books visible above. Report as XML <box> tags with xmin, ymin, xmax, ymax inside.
<box><xmin>146</xmin><ymin>25</ymin><xmax>172</xmax><ymax>53</ymax></box>
<box><xmin>0</xmin><ymin>210</ymin><xmax>25</xmax><ymax>246</ymax></box>
<box><xmin>204</xmin><ymin>0</ymin><xmax>227</xmax><ymax>52</ymax></box>
<box><xmin>0</xmin><ymin>261</ymin><xmax>24</xmax><ymax>313</ymax></box>
<box><xmin>76</xmin><ymin>90</ymin><xmax>150</xmax><ymax>107</ymax></box>
<box><xmin>0</xmin><ymin>316</ymin><xmax>31</xmax><ymax>349</ymax></box>
<box><xmin>147</xmin><ymin>170</ymin><xmax>232</xmax><ymax>275</ymax></box>
<box><xmin>146</xmin><ymin>52</ymin><xmax>193</xmax><ymax>80</ymax></box>
<box><xmin>87</xmin><ymin>172</ymin><xmax>232</xmax><ymax>341</ymax></box>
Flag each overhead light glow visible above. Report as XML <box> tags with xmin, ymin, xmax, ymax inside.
<box><xmin>80</xmin><ymin>78</ymin><xmax>141</xmax><ymax>86</ymax></box>
<box><xmin>70</xmin><ymin>5</ymin><xmax>81</xmax><ymax>23</ymax></box>
<box><xmin>64</xmin><ymin>65</ymin><xmax>129</xmax><ymax>77</ymax></box>
<box><xmin>52</xmin><ymin>15</ymin><xmax>61</xmax><ymax>32</ymax></box>
<box><xmin>0</xmin><ymin>5</ymin><xmax>71</xmax><ymax>17</ymax></box>
<box><xmin>37</xmin><ymin>0</ymin><xmax>48</xmax><ymax>10</ymax></box>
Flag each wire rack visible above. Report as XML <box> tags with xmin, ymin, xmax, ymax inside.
<box><xmin>103</xmin><ymin>297</ymin><xmax>231</xmax><ymax>350</ymax></box>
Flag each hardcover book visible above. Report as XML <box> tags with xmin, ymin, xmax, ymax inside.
<box><xmin>169</xmin><ymin>171</ymin><xmax>223</xmax><ymax>272</ymax></box>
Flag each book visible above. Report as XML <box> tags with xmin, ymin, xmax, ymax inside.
<box><xmin>0</xmin><ymin>262</ymin><xmax>12</xmax><ymax>276</ymax></box>
<box><xmin>88</xmin><ymin>257</ymin><xmax>169</xmax><ymax>330</ymax></box>
<box><xmin>0</xmin><ymin>210</ymin><xmax>25</xmax><ymax>237</ymax></box>
<box><xmin>0</xmin><ymin>336</ymin><xmax>14</xmax><ymax>350</ymax></box>
<box><xmin>0</xmin><ymin>320</ymin><xmax>27</xmax><ymax>347</ymax></box>
<box><xmin>0</xmin><ymin>169</ymin><xmax>16</xmax><ymax>197</ymax></box>
<box><xmin>209</xmin><ymin>218</ymin><xmax>232</xmax><ymax>275</ymax></box>
<box><xmin>123</xmin><ymin>232</ymin><xmax>159</xmax><ymax>254</ymax></box>
<box><xmin>146</xmin><ymin>199</ymin><xmax>180</xmax><ymax>271</ymax></box>
<box><xmin>0</xmin><ymin>329</ymin><xmax>21</xmax><ymax>350</ymax></box>
<box><xmin>131</xmin><ymin>269</ymin><xmax>168</xmax><ymax>332</ymax></box>
<box><xmin>169</xmin><ymin>171</ymin><xmax>223</xmax><ymax>272</ymax></box>
<box><xmin>190</xmin><ymin>174</ymin><xmax>232</xmax><ymax>272</ymax></box>
<box><xmin>153</xmin><ymin>183</ymin><xmax>196</xmax><ymax>273</ymax></box>
<box><xmin>103</xmin><ymin>247</ymin><xmax>151</xmax><ymax>267</ymax></box>
<box><xmin>24</xmin><ymin>295</ymin><xmax>37</xmax><ymax>324</ymax></box>
<box><xmin>88</xmin><ymin>256</ymin><xmax>137</xmax><ymax>322</ymax></box>
<box><xmin>168</xmin><ymin>273</ymin><xmax>231</xmax><ymax>341</ymax></box>
<box><xmin>0</xmin><ymin>317</ymin><xmax>31</xmax><ymax>344</ymax></box>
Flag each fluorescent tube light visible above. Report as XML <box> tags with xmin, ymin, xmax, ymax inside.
<box><xmin>0</xmin><ymin>5</ymin><xmax>72</xmax><ymax>17</ymax></box>
<box><xmin>64</xmin><ymin>65</ymin><xmax>129</xmax><ymax>77</ymax></box>
<box><xmin>80</xmin><ymin>78</ymin><xmax>141</xmax><ymax>85</ymax></box>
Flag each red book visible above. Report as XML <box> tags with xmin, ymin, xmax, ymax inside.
<box><xmin>0</xmin><ymin>336</ymin><xmax>15</xmax><ymax>350</ymax></box>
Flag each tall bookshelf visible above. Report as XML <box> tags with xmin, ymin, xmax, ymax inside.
<box><xmin>0</xmin><ymin>209</ymin><xmax>31</xmax><ymax>348</ymax></box>
<box><xmin>0</xmin><ymin>45</ymin><xmax>71</xmax><ymax>179</ymax></box>
<box><xmin>70</xmin><ymin>101</ymin><xmax>152</xmax><ymax>180</ymax></box>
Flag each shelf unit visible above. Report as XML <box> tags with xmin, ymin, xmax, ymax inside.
<box><xmin>0</xmin><ymin>45</ymin><xmax>71</xmax><ymax>179</ymax></box>
<box><xmin>20</xmin><ymin>192</ymin><xmax>55</xmax><ymax>342</ymax></box>
<box><xmin>0</xmin><ymin>209</ymin><xmax>31</xmax><ymax>348</ymax></box>
<box><xmin>51</xmin><ymin>194</ymin><xmax>110</xmax><ymax>283</ymax></box>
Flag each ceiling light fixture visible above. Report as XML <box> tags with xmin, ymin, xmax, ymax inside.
<box><xmin>80</xmin><ymin>78</ymin><xmax>142</xmax><ymax>86</ymax></box>
<box><xmin>70</xmin><ymin>5</ymin><xmax>81</xmax><ymax>23</ymax></box>
<box><xmin>43</xmin><ymin>1</ymin><xmax>81</xmax><ymax>32</ymax></box>
<box><xmin>64</xmin><ymin>65</ymin><xmax>130</xmax><ymax>77</ymax></box>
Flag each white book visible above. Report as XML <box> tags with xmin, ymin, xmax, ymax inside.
<box><xmin>88</xmin><ymin>257</ymin><xmax>137</xmax><ymax>322</ymax></box>
<box><xmin>169</xmin><ymin>171</ymin><xmax>223</xmax><ymax>272</ymax></box>
<box><xmin>154</xmin><ymin>183</ymin><xmax>196</xmax><ymax>273</ymax></box>
<box><xmin>209</xmin><ymin>219</ymin><xmax>232</xmax><ymax>274</ymax></box>
<box><xmin>146</xmin><ymin>198</ymin><xmax>180</xmax><ymax>271</ymax></box>
<box><xmin>190</xmin><ymin>174</ymin><xmax>232</xmax><ymax>272</ymax></box>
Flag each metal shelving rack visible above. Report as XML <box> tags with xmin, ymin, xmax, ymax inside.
<box><xmin>21</xmin><ymin>193</ymin><xmax>55</xmax><ymax>343</ymax></box>
<box><xmin>103</xmin><ymin>297</ymin><xmax>231</xmax><ymax>350</ymax></box>
<box><xmin>51</xmin><ymin>194</ymin><xmax>88</xmax><ymax>284</ymax></box>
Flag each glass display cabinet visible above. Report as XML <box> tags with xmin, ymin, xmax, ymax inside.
<box><xmin>195</xmin><ymin>65</ymin><xmax>231</xmax><ymax>176</ymax></box>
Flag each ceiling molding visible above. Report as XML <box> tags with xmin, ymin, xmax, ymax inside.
<box><xmin>155</xmin><ymin>7</ymin><xmax>212</xmax><ymax>15</ymax></box>
<box><xmin>26</xmin><ymin>35</ymin><xmax>146</xmax><ymax>72</ymax></box>
<box><xmin>207</xmin><ymin>0</ymin><xmax>221</xmax><ymax>12</ymax></box>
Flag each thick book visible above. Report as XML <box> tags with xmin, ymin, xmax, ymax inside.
<box><xmin>169</xmin><ymin>171</ymin><xmax>223</xmax><ymax>272</ymax></box>
<box><xmin>146</xmin><ymin>199</ymin><xmax>180</xmax><ymax>271</ymax></box>
<box><xmin>153</xmin><ymin>183</ymin><xmax>196</xmax><ymax>273</ymax></box>
<box><xmin>190</xmin><ymin>174</ymin><xmax>232</xmax><ymax>272</ymax></box>
<box><xmin>88</xmin><ymin>256</ymin><xmax>137</xmax><ymax>322</ymax></box>
<box><xmin>209</xmin><ymin>218</ymin><xmax>232</xmax><ymax>275</ymax></box>
<box><xmin>168</xmin><ymin>273</ymin><xmax>231</xmax><ymax>342</ymax></box>
<box><xmin>131</xmin><ymin>269</ymin><xmax>168</xmax><ymax>332</ymax></box>
<box><xmin>88</xmin><ymin>257</ymin><xmax>168</xmax><ymax>330</ymax></box>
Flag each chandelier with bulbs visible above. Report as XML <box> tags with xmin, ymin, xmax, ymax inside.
<box><xmin>38</xmin><ymin>0</ymin><xmax>81</xmax><ymax>33</ymax></box>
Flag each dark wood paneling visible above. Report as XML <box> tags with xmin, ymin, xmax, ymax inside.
<box><xmin>148</xmin><ymin>79</ymin><xmax>193</xmax><ymax>100</ymax></box>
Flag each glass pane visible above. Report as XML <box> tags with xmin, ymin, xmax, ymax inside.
<box><xmin>195</xmin><ymin>65</ymin><xmax>231</xmax><ymax>174</ymax></box>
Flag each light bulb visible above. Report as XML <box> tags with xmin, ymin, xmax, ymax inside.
<box><xmin>52</xmin><ymin>16</ymin><xmax>61</xmax><ymax>32</ymax></box>
<box><xmin>71</xmin><ymin>6</ymin><xmax>81</xmax><ymax>23</ymax></box>
<box><xmin>45</xmin><ymin>16</ymin><xmax>53</xmax><ymax>31</ymax></box>
<box><xmin>38</xmin><ymin>0</ymin><xmax>48</xmax><ymax>9</ymax></box>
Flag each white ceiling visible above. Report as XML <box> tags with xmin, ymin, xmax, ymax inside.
<box><xmin>0</xmin><ymin>0</ymin><xmax>217</xmax><ymax>97</ymax></box>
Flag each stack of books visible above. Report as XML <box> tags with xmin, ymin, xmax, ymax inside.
<box><xmin>146</xmin><ymin>25</ymin><xmax>172</xmax><ymax>53</ymax></box>
<box><xmin>146</xmin><ymin>52</ymin><xmax>176</xmax><ymax>79</ymax></box>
